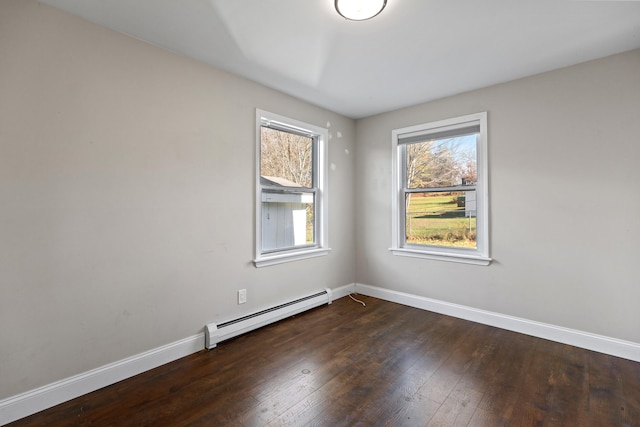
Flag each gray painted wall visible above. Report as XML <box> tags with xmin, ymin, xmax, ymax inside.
<box><xmin>355</xmin><ymin>49</ymin><xmax>640</xmax><ymax>345</ymax></box>
<box><xmin>0</xmin><ymin>0</ymin><xmax>356</xmax><ymax>399</ymax></box>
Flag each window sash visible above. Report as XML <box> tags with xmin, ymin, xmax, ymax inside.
<box><xmin>261</xmin><ymin>188</ymin><xmax>317</xmax><ymax>254</ymax></box>
<box><xmin>259</xmin><ymin>172</ymin><xmax>318</xmax><ymax>253</ymax></box>
<box><xmin>401</xmin><ymin>189</ymin><xmax>477</xmax><ymax>249</ymax></box>
<box><xmin>400</xmin><ymin>133</ymin><xmax>478</xmax><ymax>248</ymax></box>
<box><xmin>260</xmin><ymin>127</ymin><xmax>317</xmax><ymax>189</ymax></box>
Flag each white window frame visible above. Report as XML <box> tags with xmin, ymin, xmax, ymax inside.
<box><xmin>254</xmin><ymin>109</ymin><xmax>330</xmax><ymax>268</ymax></box>
<box><xmin>390</xmin><ymin>112</ymin><xmax>491</xmax><ymax>266</ymax></box>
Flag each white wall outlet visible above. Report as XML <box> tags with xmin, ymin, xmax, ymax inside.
<box><xmin>238</xmin><ymin>289</ymin><xmax>247</xmax><ymax>304</ymax></box>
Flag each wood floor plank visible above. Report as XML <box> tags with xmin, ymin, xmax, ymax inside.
<box><xmin>426</xmin><ymin>386</ymin><xmax>484</xmax><ymax>427</ymax></box>
<box><xmin>7</xmin><ymin>295</ymin><xmax>640</xmax><ymax>427</ymax></box>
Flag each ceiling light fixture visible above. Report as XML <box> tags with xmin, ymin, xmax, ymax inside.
<box><xmin>335</xmin><ymin>0</ymin><xmax>387</xmax><ymax>21</ymax></box>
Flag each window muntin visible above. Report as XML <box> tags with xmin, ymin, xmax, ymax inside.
<box><xmin>255</xmin><ymin>110</ymin><xmax>329</xmax><ymax>267</ymax></box>
<box><xmin>391</xmin><ymin>112</ymin><xmax>490</xmax><ymax>265</ymax></box>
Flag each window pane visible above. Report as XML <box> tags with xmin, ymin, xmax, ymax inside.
<box><xmin>260</xmin><ymin>127</ymin><xmax>313</xmax><ymax>188</ymax></box>
<box><xmin>261</xmin><ymin>191</ymin><xmax>314</xmax><ymax>252</ymax></box>
<box><xmin>405</xmin><ymin>191</ymin><xmax>476</xmax><ymax>248</ymax></box>
<box><xmin>406</xmin><ymin>135</ymin><xmax>477</xmax><ymax>189</ymax></box>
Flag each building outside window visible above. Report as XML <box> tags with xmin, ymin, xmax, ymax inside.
<box><xmin>254</xmin><ymin>109</ymin><xmax>329</xmax><ymax>267</ymax></box>
<box><xmin>391</xmin><ymin>112</ymin><xmax>491</xmax><ymax>265</ymax></box>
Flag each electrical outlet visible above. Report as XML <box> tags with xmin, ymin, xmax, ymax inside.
<box><xmin>238</xmin><ymin>289</ymin><xmax>247</xmax><ymax>304</ymax></box>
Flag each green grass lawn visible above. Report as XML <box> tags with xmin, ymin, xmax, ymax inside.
<box><xmin>406</xmin><ymin>193</ymin><xmax>476</xmax><ymax>248</ymax></box>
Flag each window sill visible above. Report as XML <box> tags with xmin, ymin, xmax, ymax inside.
<box><xmin>254</xmin><ymin>248</ymin><xmax>331</xmax><ymax>268</ymax></box>
<box><xmin>389</xmin><ymin>247</ymin><xmax>492</xmax><ymax>266</ymax></box>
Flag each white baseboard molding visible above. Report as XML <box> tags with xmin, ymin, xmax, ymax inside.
<box><xmin>331</xmin><ymin>283</ymin><xmax>357</xmax><ymax>300</ymax></box>
<box><xmin>354</xmin><ymin>283</ymin><xmax>640</xmax><ymax>363</ymax></box>
<box><xmin>0</xmin><ymin>283</ymin><xmax>357</xmax><ymax>426</ymax></box>
<box><xmin>0</xmin><ymin>334</ymin><xmax>204</xmax><ymax>426</ymax></box>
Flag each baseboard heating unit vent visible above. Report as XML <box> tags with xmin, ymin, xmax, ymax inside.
<box><xmin>205</xmin><ymin>288</ymin><xmax>333</xmax><ymax>349</ymax></box>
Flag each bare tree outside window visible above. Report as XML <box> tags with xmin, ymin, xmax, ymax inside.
<box><xmin>260</xmin><ymin>127</ymin><xmax>312</xmax><ymax>187</ymax></box>
<box><xmin>406</xmin><ymin>137</ymin><xmax>476</xmax><ymax>189</ymax></box>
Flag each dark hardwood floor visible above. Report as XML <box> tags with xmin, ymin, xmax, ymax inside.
<box><xmin>8</xmin><ymin>295</ymin><xmax>640</xmax><ymax>426</ymax></box>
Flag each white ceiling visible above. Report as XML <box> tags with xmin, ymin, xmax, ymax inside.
<box><xmin>40</xmin><ymin>0</ymin><xmax>640</xmax><ymax>119</ymax></box>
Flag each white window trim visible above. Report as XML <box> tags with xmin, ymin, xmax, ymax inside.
<box><xmin>254</xmin><ymin>109</ymin><xmax>330</xmax><ymax>268</ymax></box>
<box><xmin>390</xmin><ymin>112</ymin><xmax>491</xmax><ymax>266</ymax></box>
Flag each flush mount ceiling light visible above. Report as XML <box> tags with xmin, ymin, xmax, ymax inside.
<box><xmin>335</xmin><ymin>0</ymin><xmax>387</xmax><ymax>21</ymax></box>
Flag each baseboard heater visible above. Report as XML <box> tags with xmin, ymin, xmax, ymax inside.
<box><xmin>205</xmin><ymin>288</ymin><xmax>333</xmax><ymax>349</ymax></box>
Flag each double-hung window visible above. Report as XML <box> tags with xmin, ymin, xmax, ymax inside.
<box><xmin>254</xmin><ymin>109</ymin><xmax>329</xmax><ymax>267</ymax></box>
<box><xmin>391</xmin><ymin>112</ymin><xmax>491</xmax><ymax>265</ymax></box>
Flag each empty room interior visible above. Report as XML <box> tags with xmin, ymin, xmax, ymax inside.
<box><xmin>1</xmin><ymin>0</ymin><xmax>640</xmax><ymax>425</ymax></box>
